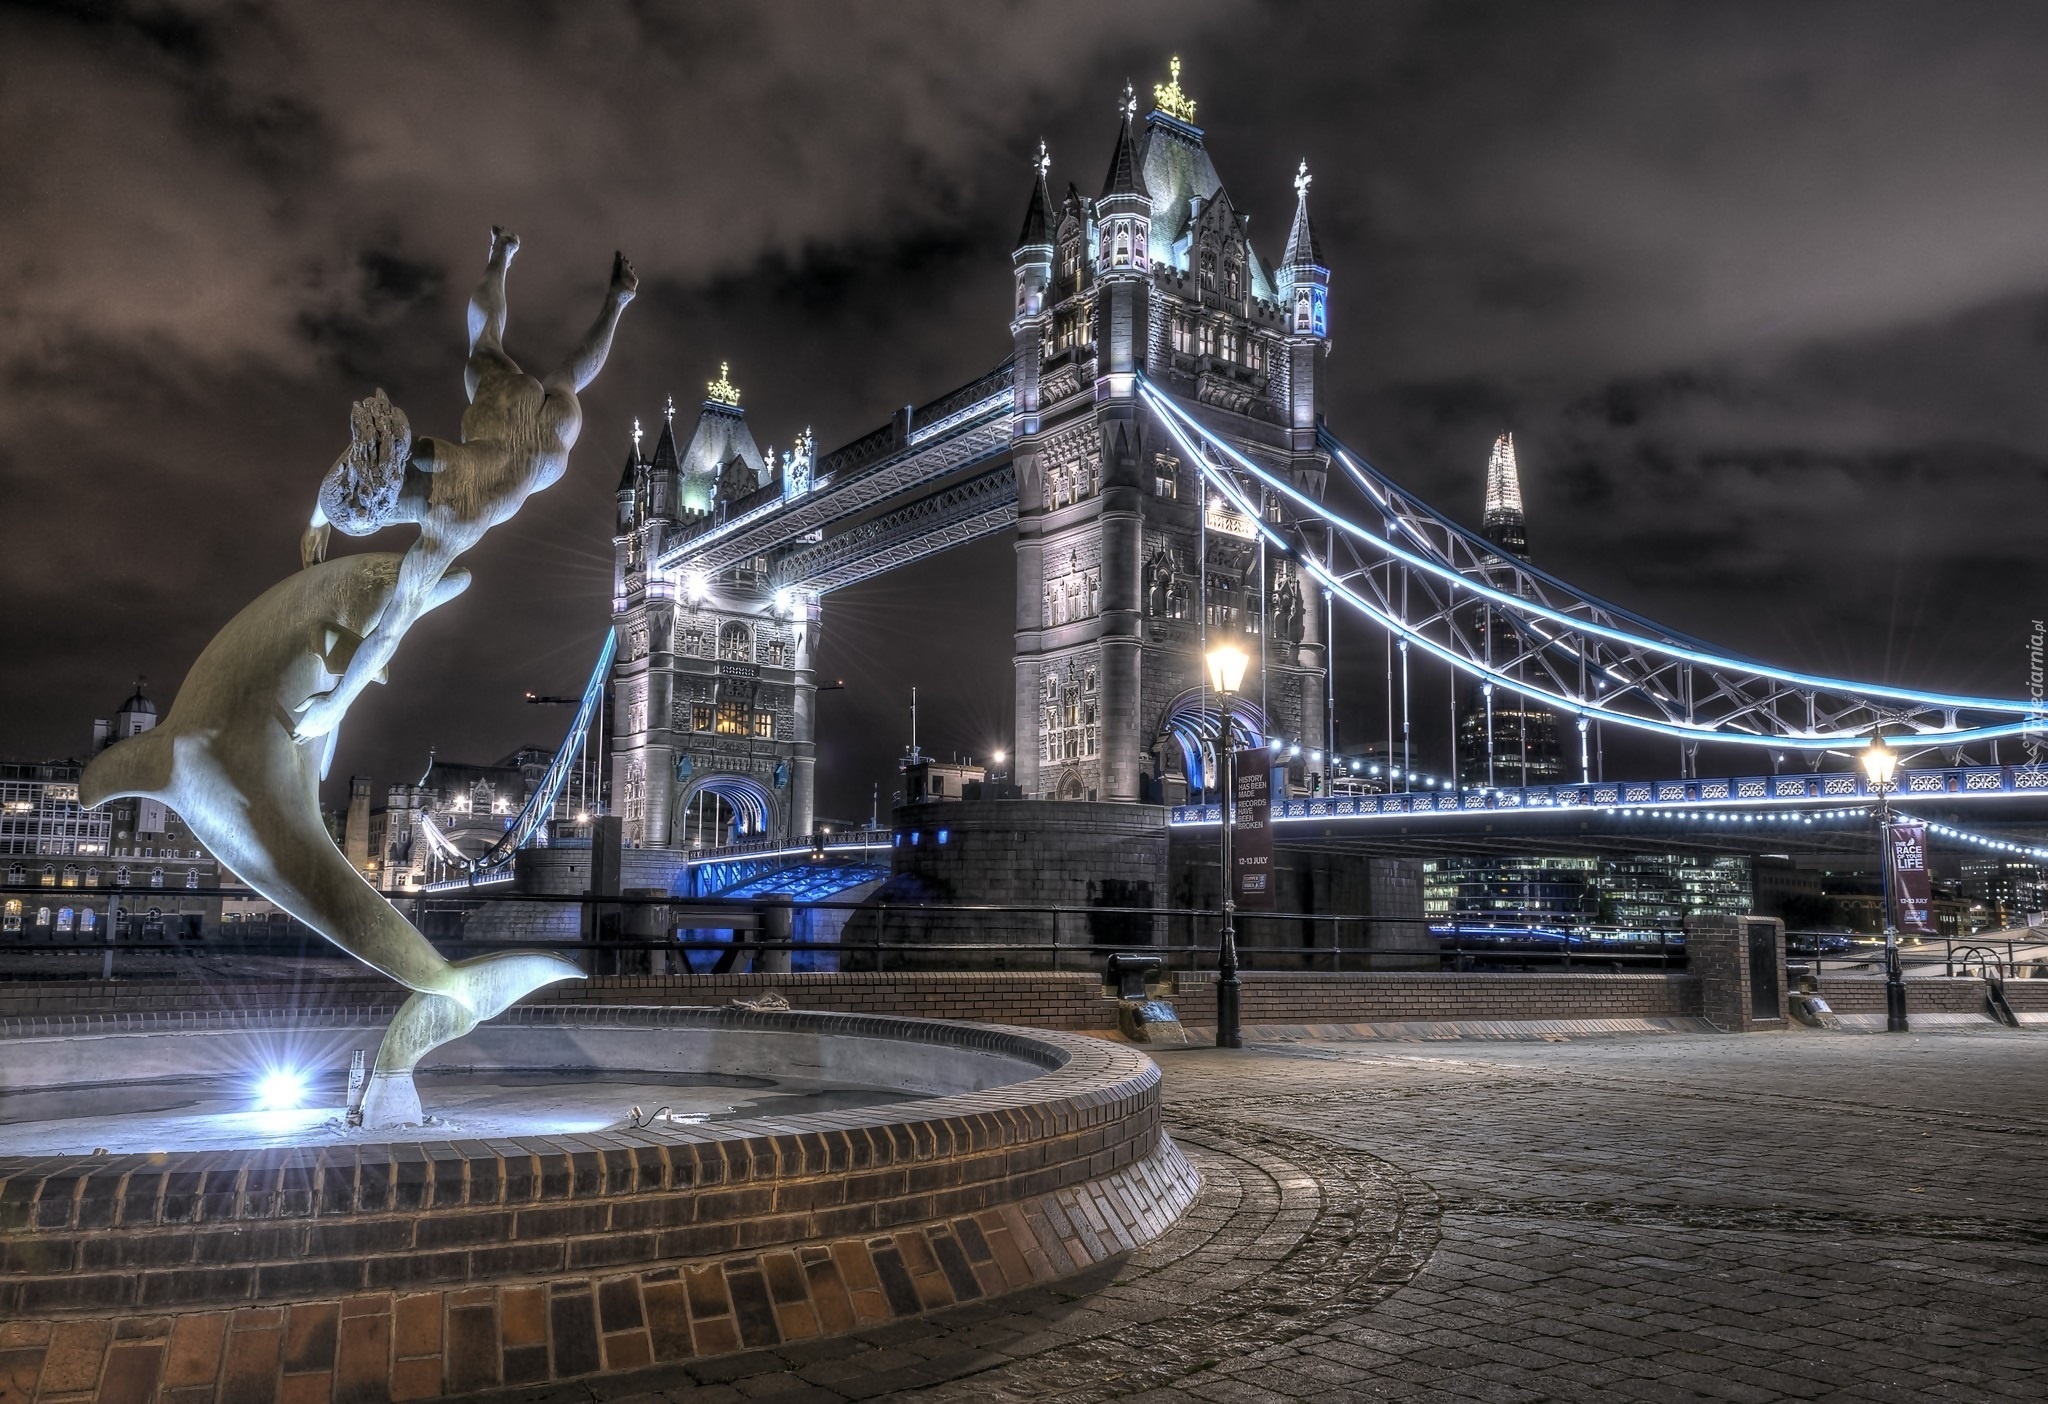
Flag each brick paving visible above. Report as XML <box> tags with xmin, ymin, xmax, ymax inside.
<box><xmin>478</xmin><ymin>1025</ymin><xmax>2048</xmax><ymax>1402</ymax></box>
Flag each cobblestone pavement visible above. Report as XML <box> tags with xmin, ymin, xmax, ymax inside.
<box><xmin>469</xmin><ymin>1027</ymin><xmax>2048</xmax><ymax>1402</ymax></box>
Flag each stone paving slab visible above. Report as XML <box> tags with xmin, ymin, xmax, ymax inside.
<box><xmin>449</xmin><ymin>1026</ymin><xmax>2048</xmax><ymax>1402</ymax></box>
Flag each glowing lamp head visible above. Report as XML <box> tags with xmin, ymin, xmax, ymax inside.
<box><xmin>1861</xmin><ymin>738</ymin><xmax>1898</xmax><ymax>788</ymax></box>
<box><xmin>685</xmin><ymin>571</ymin><xmax>711</xmax><ymax>603</ymax></box>
<box><xmin>255</xmin><ymin>1068</ymin><xmax>307</xmax><ymax>1112</ymax></box>
<box><xmin>992</xmin><ymin>749</ymin><xmax>1006</xmax><ymax>765</ymax></box>
<box><xmin>774</xmin><ymin>586</ymin><xmax>797</xmax><ymax>617</ymax></box>
<box><xmin>1205</xmin><ymin>643</ymin><xmax>1249</xmax><ymax>695</ymax></box>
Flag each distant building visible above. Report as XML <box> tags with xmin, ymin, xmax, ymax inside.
<box><xmin>1424</xmin><ymin>852</ymin><xmax>1753</xmax><ymax>929</ymax></box>
<box><xmin>1455</xmin><ymin>434</ymin><xmax>1566</xmax><ymax>789</ymax></box>
<box><xmin>3</xmin><ymin>684</ymin><xmax>222</xmax><ymax>940</ymax></box>
<box><xmin>901</xmin><ymin>752</ymin><xmax>988</xmax><ymax>804</ymax></box>
<box><xmin>377</xmin><ymin>747</ymin><xmax>560</xmax><ymax>891</ymax></box>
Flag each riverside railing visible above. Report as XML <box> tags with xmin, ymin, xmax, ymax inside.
<box><xmin>0</xmin><ymin>883</ymin><xmax>1695</xmax><ymax>978</ymax></box>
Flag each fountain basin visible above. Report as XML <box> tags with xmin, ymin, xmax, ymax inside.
<box><xmin>0</xmin><ymin>1004</ymin><xmax>1197</xmax><ymax>1400</ymax></box>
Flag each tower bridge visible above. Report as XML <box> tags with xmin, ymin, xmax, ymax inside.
<box><xmin>446</xmin><ymin>60</ymin><xmax>2046</xmax><ymax>915</ymax></box>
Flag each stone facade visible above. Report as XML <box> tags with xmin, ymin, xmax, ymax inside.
<box><xmin>611</xmin><ymin>390</ymin><xmax>817</xmax><ymax>850</ymax></box>
<box><xmin>845</xmin><ymin>800</ymin><xmax>1169</xmax><ymax>963</ymax></box>
<box><xmin>1009</xmin><ymin>70</ymin><xmax>1332</xmax><ymax>805</ymax></box>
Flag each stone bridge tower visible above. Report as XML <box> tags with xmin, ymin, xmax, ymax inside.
<box><xmin>1010</xmin><ymin>61</ymin><xmax>1333</xmax><ymax>804</ymax></box>
<box><xmin>611</xmin><ymin>368</ymin><xmax>819</xmax><ymax>849</ymax></box>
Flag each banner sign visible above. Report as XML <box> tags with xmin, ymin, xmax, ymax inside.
<box><xmin>1888</xmin><ymin>819</ymin><xmax>1936</xmax><ymax>935</ymax></box>
<box><xmin>1231</xmin><ymin>749</ymin><xmax>1274</xmax><ymax>910</ymax></box>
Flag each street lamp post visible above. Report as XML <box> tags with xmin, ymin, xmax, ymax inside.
<box><xmin>1863</xmin><ymin>737</ymin><xmax>1908</xmax><ymax>1033</ymax></box>
<box><xmin>1207</xmin><ymin>644</ymin><xmax>1249</xmax><ymax>1050</ymax></box>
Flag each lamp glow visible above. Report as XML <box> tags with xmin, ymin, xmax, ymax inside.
<box><xmin>255</xmin><ymin>1068</ymin><xmax>307</xmax><ymax>1112</ymax></box>
<box><xmin>685</xmin><ymin>571</ymin><xmax>711</xmax><ymax>603</ymax></box>
<box><xmin>1205</xmin><ymin>643</ymin><xmax>1249</xmax><ymax>695</ymax></box>
<box><xmin>1862</xmin><ymin>738</ymin><xmax>1898</xmax><ymax>788</ymax></box>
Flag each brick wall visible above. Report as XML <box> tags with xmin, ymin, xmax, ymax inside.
<box><xmin>1814</xmin><ymin>975</ymin><xmax>2048</xmax><ymax>1014</ymax></box>
<box><xmin>1169</xmin><ymin>970</ymin><xmax>1702</xmax><ymax>1025</ymax></box>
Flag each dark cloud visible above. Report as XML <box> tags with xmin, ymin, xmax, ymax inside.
<box><xmin>3</xmin><ymin>0</ymin><xmax>2047</xmax><ymax>818</ymax></box>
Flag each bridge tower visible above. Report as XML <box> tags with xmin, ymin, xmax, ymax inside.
<box><xmin>1011</xmin><ymin>60</ymin><xmax>1333</xmax><ymax>803</ymax></box>
<box><xmin>611</xmin><ymin>372</ymin><xmax>819</xmax><ymax>850</ymax></box>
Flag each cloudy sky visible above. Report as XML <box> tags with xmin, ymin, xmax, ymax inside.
<box><xmin>4</xmin><ymin>0</ymin><xmax>2047</xmax><ymax>817</ymax></box>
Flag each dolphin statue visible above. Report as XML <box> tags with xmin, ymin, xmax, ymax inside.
<box><xmin>80</xmin><ymin>552</ymin><xmax>584</xmax><ymax>1125</ymax></box>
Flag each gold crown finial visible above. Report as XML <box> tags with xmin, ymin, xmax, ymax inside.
<box><xmin>706</xmin><ymin>362</ymin><xmax>741</xmax><ymax>407</ymax></box>
<box><xmin>1153</xmin><ymin>56</ymin><xmax>1196</xmax><ymax>123</ymax></box>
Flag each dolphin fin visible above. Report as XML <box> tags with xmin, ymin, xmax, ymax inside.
<box><xmin>80</xmin><ymin>726</ymin><xmax>175</xmax><ymax>809</ymax></box>
<box><xmin>317</xmin><ymin>722</ymin><xmax>341</xmax><ymax>782</ymax></box>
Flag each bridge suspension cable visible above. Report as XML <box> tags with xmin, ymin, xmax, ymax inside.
<box><xmin>1136</xmin><ymin>377</ymin><xmax>2041</xmax><ymax>754</ymax></box>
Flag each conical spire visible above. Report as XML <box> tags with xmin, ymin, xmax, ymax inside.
<box><xmin>1282</xmin><ymin>159</ymin><xmax>1323</xmax><ymax>268</ymax></box>
<box><xmin>1017</xmin><ymin>139</ymin><xmax>1054</xmax><ymax>249</ymax></box>
<box><xmin>649</xmin><ymin>408</ymin><xmax>682</xmax><ymax>474</ymax></box>
<box><xmin>1100</xmin><ymin>83</ymin><xmax>1147</xmax><ymax>199</ymax></box>
<box><xmin>617</xmin><ymin>417</ymin><xmax>645</xmax><ymax>493</ymax></box>
<box><xmin>1481</xmin><ymin>433</ymin><xmax>1528</xmax><ymax>557</ymax></box>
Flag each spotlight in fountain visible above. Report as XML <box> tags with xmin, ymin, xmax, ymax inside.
<box><xmin>254</xmin><ymin>1067</ymin><xmax>308</xmax><ymax>1112</ymax></box>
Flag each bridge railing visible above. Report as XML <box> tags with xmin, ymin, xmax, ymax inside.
<box><xmin>1170</xmin><ymin>763</ymin><xmax>2048</xmax><ymax>826</ymax></box>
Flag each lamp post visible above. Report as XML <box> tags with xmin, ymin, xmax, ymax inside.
<box><xmin>1207</xmin><ymin>643</ymin><xmax>1250</xmax><ymax>1050</ymax></box>
<box><xmin>1862</xmin><ymin>737</ymin><xmax>1908</xmax><ymax>1033</ymax></box>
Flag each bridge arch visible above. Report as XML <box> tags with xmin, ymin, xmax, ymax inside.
<box><xmin>671</xmin><ymin>772</ymin><xmax>778</xmax><ymax>850</ymax></box>
<box><xmin>1156</xmin><ymin>688</ymin><xmax>1268</xmax><ymax>797</ymax></box>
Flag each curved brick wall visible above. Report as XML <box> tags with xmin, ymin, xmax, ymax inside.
<box><xmin>0</xmin><ymin>1006</ymin><xmax>1197</xmax><ymax>1401</ymax></box>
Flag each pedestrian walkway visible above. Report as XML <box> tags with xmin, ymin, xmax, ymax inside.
<box><xmin>468</xmin><ymin>1026</ymin><xmax>2048</xmax><ymax>1402</ymax></box>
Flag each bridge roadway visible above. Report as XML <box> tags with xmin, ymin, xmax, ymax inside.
<box><xmin>653</xmin><ymin>363</ymin><xmax>1017</xmax><ymax>592</ymax></box>
<box><xmin>1174</xmin><ymin>762</ymin><xmax>2048</xmax><ymax>858</ymax></box>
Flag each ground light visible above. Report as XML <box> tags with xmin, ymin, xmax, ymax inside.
<box><xmin>254</xmin><ymin>1066</ymin><xmax>309</xmax><ymax>1112</ymax></box>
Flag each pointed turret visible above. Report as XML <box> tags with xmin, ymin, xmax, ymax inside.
<box><xmin>615</xmin><ymin>421</ymin><xmax>642</xmax><ymax>535</ymax></box>
<box><xmin>1277</xmin><ymin>160</ymin><xmax>1329</xmax><ymax>339</ymax></box>
<box><xmin>645</xmin><ymin>400</ymin><xmax>682</xmax><ymax>521</ymax></box>
<box><xmin>1013</xmin><ymin>140</ymin><xmax>1055</xmax><ymax>333</ymax></box>
<box><xmin>1097</xmin><ymin>83</ymin><xmax>1152</xmax><ymax>280</ymax></box>
<box><xmin>1017</xmin><ymin>139</ymin><xmax>1054</xmax><ymax>250</ymax></box>
<box><xmin>1481</xmin><ymin>433</ymin><xmax>1528</xmax><ymax>558</ymax></box>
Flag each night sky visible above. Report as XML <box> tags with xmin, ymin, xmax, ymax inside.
<box><xmin>5</xmin><ymin>1</ymin><xmax>2047</xmax><ymax>821</ymax></box>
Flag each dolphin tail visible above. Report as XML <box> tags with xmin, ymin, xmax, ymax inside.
<box><xmin>446</xmin><ymin>950</ymin><xmax>587</xmax><ymax>1022</ymax></box>
<box><xmin>80</xmin><ymin>727</ymin><xmax>175</xmax><ymax>809</ymax></box>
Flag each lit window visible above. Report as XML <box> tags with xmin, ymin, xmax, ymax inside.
<box><xmin>114</xmin><ymin>866</ymin><xmax>129</xmax><ymax>886</ymax></box>
<box><xmin>1155</xmin><ymin>475</ymin><xmax>1177</xmax><ymax>499</ymax></box>
<box><xmin>150</xmin><ymin>867</ymin><xmax>164</xmax><ymax>888</ymax></box>
<box><xmin>715</xmin><ymin>698</ymin><xmax>750</xmax><ymax>736</ymax></box>
<box><xmin>753</xmin><ymin>712</ymin><xmax>775</xmax><ymax>740</ymax></box>
<box><xmin>79</xmin><ymin>908</ymin><xmax>95</xmax><ymax>933</ymax></box>
<box><xmin>40</xmin><ymin>866</ymin><xmax>55</xmax><ymax>887</ymax></box>
<box><xmin>185</xmin><ymin>869</ymin><xmax>201</xmax><ymax>889</ymax></box>
<box><xmin>55</xmin><ymin>907</ymin><xmax>73</xmax><ymax>932</ymax></box>
<box><xmin>62</xmin><ymin>865</ymin><xmax>78</xmax><ymax>887</ymax></box>
<box><xmin>692</xmin><ymin>703</ymin><xmax>714</xmax><ymax>732</ymax></box>
<box><xmin>2</xmin><ymin>899</ymin><xmax>18</xmax><ymax>931</ymax></box>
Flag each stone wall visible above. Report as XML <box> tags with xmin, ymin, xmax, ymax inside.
<box><xmin>843</xmin><ymin>800</ymin><xmax>1169</xmax><ymax>964</ymax></box>
<box><xmin>1165</xmin><ymin>840</ymin><xmax>1437</xmax><ymax>970</ymax></box>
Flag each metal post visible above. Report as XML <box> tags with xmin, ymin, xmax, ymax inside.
<box><xmin>102</xmin><ymin>889</ymin><xmax>119</xmax><ymax>980</ymax></box>
<box><xmin>1217</xmin><ymin>693</ymin><xmax>1242</xmax><ymax>1049</ymax></box>
<box><xmin>1880</xmin><ymin>785</ymin><xmax>1909</xmax><ymax>1033</ymax></box>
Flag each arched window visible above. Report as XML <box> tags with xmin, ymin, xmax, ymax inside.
<box><xmin>40</xmin><ymin>866</ymin><xmax>55</xmax><ymax>887</ymax></box>
<box><xmin>79</xmin><ymin>908</ymin><xmax>96</xmax><ymax>933</ymax></box>
<box><xmin>185</xmin><ymin>869</ymin><xmax>201</xmax><ymax>889</ymax></box>
<box><xmin>84</xmin><ymin>867</ymin><xmax>100</xmax><ymax>887</ymax></box>
<box><xmin>6</xmin><ymin>864</ymin><xmax>22</xmax><ymax>885</ymax></box>
<box><xmin>55</xmin><ymin>907</ymin><xmax>73</xmax><ymax>932</ymax></box>
<box><xmin>2</xmin><ymin>900</ymin><xmax>20</xmax><ymax>931</ymax></box>
<box><xmin>35</xmin><ymin>906</ymin><xmax>52</xmax><ymax>927</ymax></box>
<box><xmin>114</xmin><ymin>866</ymin><xmax>129</xmax><ymax>886</ymax></box>
<box><xmin>150</xmin><ymin>867</ymin><xmax>165</xmax><ymax>888</ymax></box>
<box><xmin>62</xmin><ymin>865</ymin><xmax>78</xmax><ymax>887</ymax></box>
<box><xmin>718</xmin><ymin>622</ymin><xmax>753</xmax><ymax>662</ymax></box>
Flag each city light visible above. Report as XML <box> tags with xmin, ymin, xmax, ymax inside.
<box><xmin>685</xmin><ymin>571</ymin><xmax>711</xmax><ymax>603</ymax></box>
